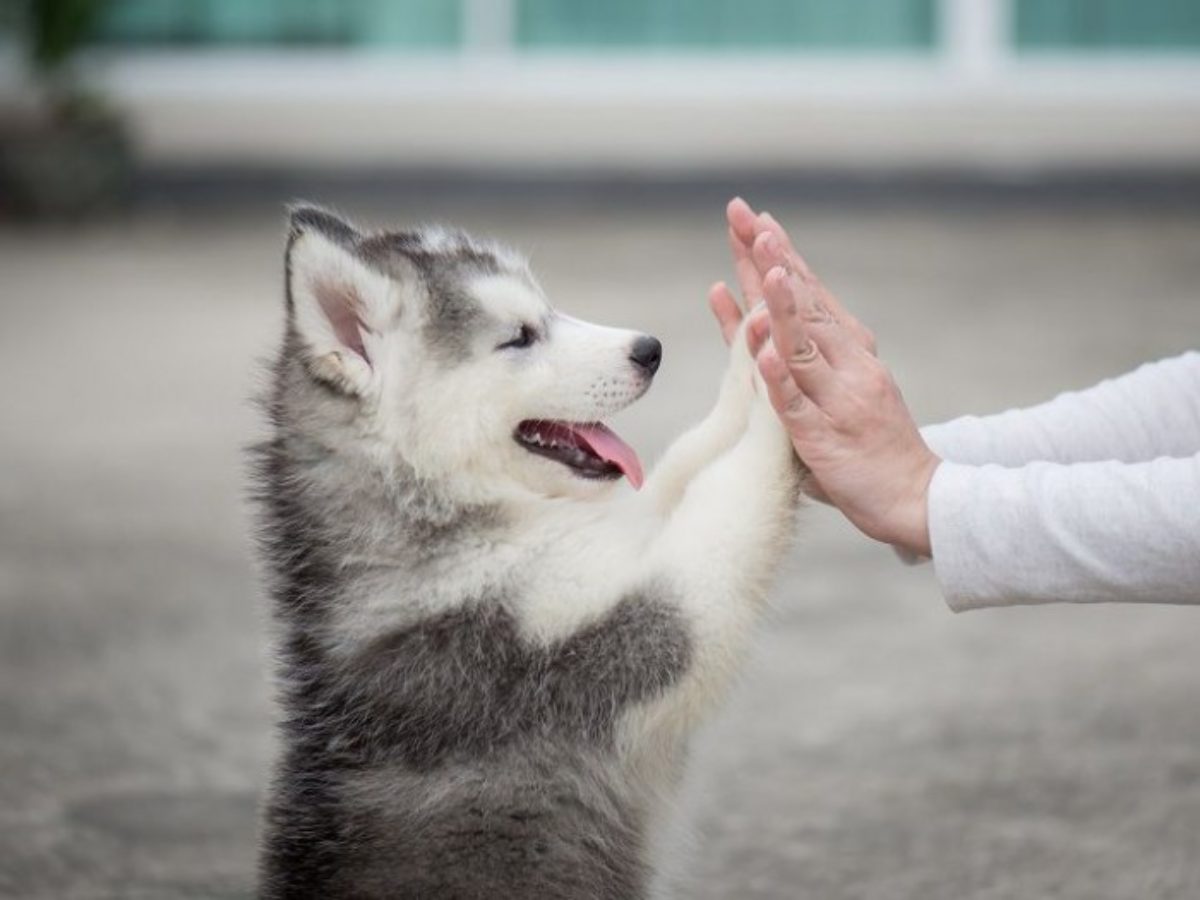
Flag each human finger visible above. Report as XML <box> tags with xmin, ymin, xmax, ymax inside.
<box><xmin>708</xmin><ymin>281</ymin><xmax>743</xmax><ymax>346</ymax></box>
<box><xmin>756</xmin><ymin>342</ymin><xmax>827</xmax><ymax>439</ymax></box>
<box><xmin>744</xmin><ymin>304</ymin><xmax>770</xmax><ymax>359</ymax></box>
<box><xmin>728</xmin><ymin>226</ymin><xmax>762</xmax><ymax>308</ymax></box>
<box><xmin>754</xmin><ymin>212</ymin><xmax>878</xmax><ymax>355</ymax></box>
<box><xmin>762</xmin><ymin>266</ymin><xmax>842</xmax><ymax>407</ymax></box>
<box><xmin>726</xmin><ymin>196</ymin><xmax>758</xmax><ymax>246</ymax></box>
<box><xmin>754</xmin><ymin>237</ymin><xmax>861</xmax><ymax>368</ymax></box>
<box><xmin>755</xmin><ymin>212</ymin><xmax>812</xmax><ymax>279</ymax></box>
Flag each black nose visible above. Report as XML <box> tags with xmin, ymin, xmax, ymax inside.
<box><xmin>629</xmin><ymin>335</ymin><xmax>662</xmax><ymax>376</ymax></box>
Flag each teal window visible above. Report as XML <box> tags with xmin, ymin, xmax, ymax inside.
<box><xmin>1014</xmin><ymin>0</ymin><xmax>1200</xmax><ymax>51</ymax></box>
<box><xmin>94</xmin><ymin>0</ymin><xmax>461</xmax><ymax>48</ymax></box>
<box><xmin>515</xmin><ymin>0</ymin><xmax>937</xmax><ymax>51</ymax></box>
<box><xmin>93</xmin><ymin>0</ymin><xmax>936</xmax><ymax>52</ymax></box>
<box><xmin>87</xmin><ymin>0</ymin><xmax>1200</xmax><ymax>55</ymax></box>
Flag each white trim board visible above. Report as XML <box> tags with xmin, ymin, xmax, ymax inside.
<box><xmin>6</xmin><ymin>50</ymin><xmax>1200</xmax><ymax>171</ymax></box>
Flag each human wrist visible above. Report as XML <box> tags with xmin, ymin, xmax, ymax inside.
<box><xmin>876</xmin><ymin>453</ymin><xmax>939</xmax><ymax>558</ymax></box>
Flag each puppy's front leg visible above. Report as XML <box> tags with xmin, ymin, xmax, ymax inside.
<box><xmin>642</xmin><ymin>321</ymin><xmax>757</xmax><ymax>516</ymax></box>
<box><xmin>647</xmin><ymin>368</ymin><xmax>803</xmax><ymax>722</ymax></box>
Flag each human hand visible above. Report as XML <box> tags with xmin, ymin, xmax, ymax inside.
<box><xmin>714</xmin><ymin>201</ymin><xmax>940</xmax><ymax>557</ymax></box>
<box><xmin>709</xmin><ymin>197</ymin><xmax>876</xmax><ymax>356</ymax></box>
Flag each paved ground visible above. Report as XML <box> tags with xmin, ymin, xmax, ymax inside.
<box><xmin>2</xmin><ymin>190</ymin><xmax>1199</xmax><ymax>899</ymax></box>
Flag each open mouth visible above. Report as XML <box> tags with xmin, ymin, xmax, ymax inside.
<box><xmin>514</xmin><ymin>420</ymin><xmax>644</xmax><ymax>489</ymax></box>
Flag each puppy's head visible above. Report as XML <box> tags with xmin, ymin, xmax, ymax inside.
<box><xmin>282</xmin><ymin>205</ymin><xmax>660</xmax><ymax>502</ymax></box>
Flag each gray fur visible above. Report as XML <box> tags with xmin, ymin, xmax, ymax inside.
<box><xmin>358</xmin><ymin>230</ymin><xmax>496</xmax><ymax>360</ymax></box>
<box><xmin>253</xmin><ymin>207</ymin><xmax>693</xmax><ymax>898</ymax></box>
<box><xmin>287</xmin><ymin>204</ymin><xmax>525</xmax><ymax>360</ymax></box>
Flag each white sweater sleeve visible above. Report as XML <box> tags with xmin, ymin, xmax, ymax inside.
<box><xmin>921</xmin><ymin>351</ymin><xmax>1200</xmax><ymax>466</ymax></box>
<box><xmin>910</xmin><ymin>352</ymin><xmax>1200</xmax><ymax>610</ymax></box>
<box><xmin>929</xmin><ymin>455</ymin><xmax>1200</xmax><ymax>612</ymax></box>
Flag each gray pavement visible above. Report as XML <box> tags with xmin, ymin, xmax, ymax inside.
<box><xmin>2</xmin><ymin>194</ymin><xmax>1199</xmax><ymax>899</ymax></box>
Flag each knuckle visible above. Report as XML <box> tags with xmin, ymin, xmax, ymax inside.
<box><xmin>857</xmin><ymin>355</ymin><xmax>887</xmax><ymax>383</ymax></box>
<box><xmin>787</xmin><ymin>341</ymin><xmax>821</xmax><ymax>369</ymax></box>
<box><xmin>784</xmin><ymin>391</ymin><xmax>809</xmax><ymax>416</ymax></box>
<box><xmin>846</xmin><ymin>361</ymin><xmax>890</xmax><ymax>400</ymax></box>
<box><xmin>802</xmin><ymin>300</ymin><xmax>835</xmax><ymax>325</ymax></box>
<box><xmin>865</xmin><ymin>372</ymin><xmax>892</xmax><ymax>400</ymax></box>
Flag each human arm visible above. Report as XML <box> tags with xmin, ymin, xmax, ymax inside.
<box><xmin>715</xmin><ymin>199</ymin><xmax>1200</xmax><ymax>610</ymax></box>
<box><xmin>923</xmin><ymin>352</ymin><xmax>1200</xmax><ymax>466</ymax></box>
<box><xmin>930</xmin><ymin>454</ymin><xmax>1200</xmax><ymax>610</ymax></box>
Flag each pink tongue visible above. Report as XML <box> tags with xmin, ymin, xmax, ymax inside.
<box><xmin>571</xmin><ymin>423</ymin><xmax>644</xmax><ymax>490</ymax></box>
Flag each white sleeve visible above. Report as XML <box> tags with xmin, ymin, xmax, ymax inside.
<box><xmin>928</xmin><ymin>454</ymin><xmax>1200</xmax><ymax>612</ymax></box>
<box><xmin>921</xmin><ymin>352</ymin><xmax>1200</xmax><ymax>466</ymax></box>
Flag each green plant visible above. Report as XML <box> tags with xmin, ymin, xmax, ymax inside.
<box><xmin>25</xmin><ymin>0</ymin><xmax>108</xmax><ymax>77</ymax></box>
<box><xmin>1</xmin><ymin>0</ymin><xmax>131</xmax><ymax>219</ymax></box>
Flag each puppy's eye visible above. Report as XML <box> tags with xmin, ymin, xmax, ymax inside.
<box><xmin>497</xmin><ymin>324</ymin><xmax>537</xmax><ymax>351</ymax></box>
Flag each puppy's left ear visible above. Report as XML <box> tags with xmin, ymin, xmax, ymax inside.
<box><xmin>285</xmin><ymin>204</ymin><xmax>393</xmax><ymax>393</ymax></box>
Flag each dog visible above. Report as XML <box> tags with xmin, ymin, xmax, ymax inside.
<box><xmin>251</xmin><ymin>205</ymin><xmax>803</xmax><ymax>899</ymax></box>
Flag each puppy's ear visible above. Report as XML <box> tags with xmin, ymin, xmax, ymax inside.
<box><xmin>285</xmin><ymin>204</ymin><xmax>392</xmax><ymax>393</ymax></box>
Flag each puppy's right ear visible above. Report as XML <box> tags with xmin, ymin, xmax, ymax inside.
<box><xmin>285</xmin><ymin>205</ymin><xmax>392</xmax><ymax>393</ymax></box>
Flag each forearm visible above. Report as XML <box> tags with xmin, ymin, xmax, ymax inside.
<box><xmin>645</xmin><ymin>320</ymin><xmax>757</xmax><ymax>515</ymax></box>
<box><xmin>923</xmin><ymin>352</ymin><xmax>1200</xmax><ymax>466</ymax></box>
<box><xmin>717</xmin><ymin>200</ymin><xmax>1200</xmax><ymax>609</ymax></box>
<box><xmin>928</xmin><ymin>453</ymin><xmax>1200</xmax><ymax>611</ymax></box>
<box><xmin>645</xmin><ymin>372</ymin><xmax>750</xmax><ymax>515</ymax></box>
<box><xmin>654</xmin><ymin>424</ymin><xmax>798</xmax><ymax>616</ymax></box>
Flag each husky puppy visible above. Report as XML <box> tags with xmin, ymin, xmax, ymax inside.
<box><xmin>252</xmin><ymin>206</ymin><xmax>802</xmax><ymax>899</ymax></box>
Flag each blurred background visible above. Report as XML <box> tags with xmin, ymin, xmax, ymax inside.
<box><xmin>2</xmin><ymin>1</ymin><xmax>1199</xmax><ymax>898</ymax></box>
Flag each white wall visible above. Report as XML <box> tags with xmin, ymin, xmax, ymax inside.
<box><xmin>4</xmin><ymin>0</ymin><xmax>1199</xmax><ymax>173</ymax></box>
